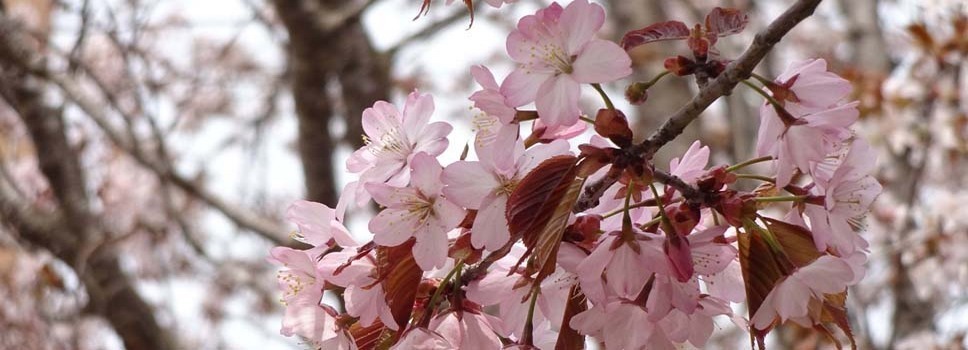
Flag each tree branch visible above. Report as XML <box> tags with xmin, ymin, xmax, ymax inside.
<box><xmin>574</xmin><ymin>0</ymin><xmax>824</xmax><ymax>212</ymax></box>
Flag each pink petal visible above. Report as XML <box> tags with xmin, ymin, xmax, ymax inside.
<box><xmin>560</xmin><ymin>0</ymin><xmax>605</xmax><ymax>54</ymax></box>
<box><xmin>410</xmin><ymin>152</ymin><xmax>445</xmax><ymax>196</ymax></box>
<box><xmin>402</xmin><ymin>90</ymin><xmax>435</xmax><ymax>141</ymax></box>
<box><xmin>570</xmin><ymin>39</ymin><xmax>633</xmax><ymax>83</ymax></box>
<box><xmin>369</xmin><ymin>208</ymin><xmax>420</xmax><ymax>246</ymax></box>
<box><xmin>442</xmin><ymin>161</ymin><xmax>499</xmax><ymax>209</ymax></box>
<box><xmin>362</xmin><ymin>101</ymin><xmax>401</xmax><ymax>139</ymax></box>
<box><xmin>535</xmin><ymin>75</ymin><xmax>581</xmax><ymax>127</ymax></box>
<box><xmin>413</xmin><ymin>225</ymin><xmax>449</xmax><ymax>271</ymax></box>
<box><xmin>471</xmin><ymin>194</ymin><xmax>510</xmax><ymax>251</ymax></box>
<box><xmin>470</xmin><ymin>65</ymin><xmax>500</xmax><ymax>90</ymax></box>
<box><xmin>411</xmin><ymin>122</ymin><xmax>453</xmax><ymax>157</ymax></box>
<box><xmin>501</xmin><ymin>67</ymin><xmax>552</xmax><ymax>107</ymax></box>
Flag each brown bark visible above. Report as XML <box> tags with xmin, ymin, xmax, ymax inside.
<box><xmin>273</xmin><ymin>0</ymin><xmax>391</xmax><ymax>206</ymax></box>
<box><xmin>0</xmin><ymin>17</ymin><xmax>175</xmax><ymax>350</ymax></box>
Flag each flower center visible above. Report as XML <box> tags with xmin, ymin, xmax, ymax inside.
<box><xmin>277</xmin><ymin>270</ymin><xmax>308</xmax><ymax>305</ymax></box>
<box><xmin>364</xmin><ymin>127</ymin><xmax>411</xmax><ymax>159</ymax></box>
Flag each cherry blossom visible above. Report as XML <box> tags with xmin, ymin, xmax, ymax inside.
<box><xmin>430</xmin><ymin>308</ymin><xmax>505</xmax><ymax>350</ymax></box>
<box><xmin>367</xmin><ymin>153</ymin><xmax>465</xmax><ymax>270</ymax></box>
<box><xmin>501</xmin><ymin>0</ymin><xmax>632</xmax><ymax>127</ymax></box>
<box><xmin>286</xmin><ymin>200</ymin><xmax>358</xmax><ymax>247</ymax></box>
<box><xmin>750</xmin><ymin>255</ymin><xmax>858</xmax><ymax>330</ymax></box>
<box><xmin>757</xmin><ymin>102</ymin><xmax>859</xmax><ymax>187</ymax></box>
<box><xmin>803</xmin><ymin>140</ymin><xmax>882</xmax><ymax>254</ymax></box>
<box><xmin>347</xmin><ymin>91</ymin><xmax>453</xmax><ymax>205</ymax></box>
<box><xmin>318</xmin><ymin>249</ymin><xmax>399</xmax><ymax>330</ymax></box>
<box><xmin>442</xmin><ymin>130</ymin><xmax>570</xmax><ymax>251</ymax></box>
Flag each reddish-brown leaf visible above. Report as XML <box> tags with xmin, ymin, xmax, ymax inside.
<box><xmin>507</xmin><ymin>155</ymin><xmax>581</xmax><ymax>282</ymax></box>
<box><xmin>377</xmin><ymin>241</ymin><xmax>423</xmax><ymax>331</ymax></box>
<box><xmin>620</xmin><ymin>20</ymin><xmax>691</xmax><ymax>51</ymax></box>
<box><xmin>738</xmin><ymin>221</ymin><xmax>787</xmax><ymax>347</ymax></box>
<box><xmin>554</xmin><ymin>285</ymin><xmax>587</xmax><ymax>350</ymax></box>
<box><xmin>762</xmin><ymin>217</ymin><xmax>822</xmax><ymax>268</ymax></box>
<box><xmin>350</xmin><ymin>320</ymin><xmax>389</xmax><ymax>350</ymax></box>
<box><xmin>704</xmin><ymin>7</ymin><xmax>749</xmax><ymax>37</ymax></box>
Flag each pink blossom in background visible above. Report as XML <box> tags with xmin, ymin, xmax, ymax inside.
<box><xmin>367</xmin><ymin>153</ymin><xmax>465</xmax><ymax>270</ymax></box>
<box><xmin>347</xmin><ymin>91</ymin><xmax>452</xmax><ymax>205</ymax></box>
<box><xmin>501</xmin><ymin>0</ymin><xmax>632</xmax><ymax>127</ymax></box>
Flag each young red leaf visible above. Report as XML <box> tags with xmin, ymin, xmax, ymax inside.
<box><xmin>377</xmin><ymin>242</ymin><xmax>423</xmax><ymax>331</ymax></box>
<box><xmin>554</xmin><ymin>285</ymin><xmax>587</xmax><ymax>350</ymax></box>
<box><xmin>506</xmin><ymin>155</ymin><xmax>581</xmax><ymax>282</ymax></box>
<box><xmin>762</xmin><ymin>217</ymin><xmax>823</xmax><ymax>268</ymax></box>
<box><xmin>620</xmin><ymin>20</ymin><xmax>691</xmax><ymax>51</ymax></box>
<box><xmin>349</xmin><ymin>319</ymin><xmax>389</xmax><ymax>350</ymax></box>
<box><xmin>704</xmin><ymin>7</ymin><xmax>749</xmax><ymax>37</ymax></box>
<box><xmin>738</xmin><ymin>221</ymin><xmax>787</xmax><ymax>347</ymax></box>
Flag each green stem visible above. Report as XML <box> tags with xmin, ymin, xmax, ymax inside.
<box><xmin>421</xmin><ymin>259</ymin><xmax>464</xmax><ymax>325</ymax></box>
<box><xmin>591</xmin><ymin>83</ymin><xmax>615</xmax><ymax>110</ymax></box>
<box><xmin>741</xmin><ymin>79</ymin><xmax>786</xmax><ymax>112</ymax></box>
<box><xmin>521</xmin><ymin>284</ymin><xmax>541</xmax><ymax>346</ymax></box>
<box><xmin>602</xmin><ymin>196</ymin><xmax>683</xmax><ymax>219</ymax></box>
<box><xmin>750</xmin><ymin>72</ymin><xmax>775</xmax><ymax>86</ymax></box>
<box><xmin>735</xmin><ymin>173</ymin><xmax>776</xmax><ymax>183</ymax></box>
<box><xmin>636</xmin><ymin>216</ymin><xmax>662</xmax><ymax>230</ymax></box>
<box><xmin>579</xmin><ymin>115</ymin><xmax>596</xmax><ymax>125</ymax></box>
<box><xmin>646</xmin><ymin>70</ymin><xmax>672</xmax><ymax>88</ymax></box>
<box><xmin>754</xmin><ymin>195</ymin><xmax>807</xmax><ymax>203</ymax></box>
<box><xmin>726</xmin><ymin>155</ymin><xmax>774</xmax><ymax>172</ymax></box>
<box><xmin>648</xmin><ymin>182</ymin><xmax>675</xmax><ymax>236</ymax></box>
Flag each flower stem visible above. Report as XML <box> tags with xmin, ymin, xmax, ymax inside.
<box><xmin>726</xmin><ymin>155</ymin><xmax>774</xmax><ymax>172</ymax></box>
<box><xmin>735</xmin><ymin>173</ymin><xmax>776</xmax><ymax>183</ymax></box>
<box><xmin>645</xmin><ymin>70</ymin><xmax>672</xmax><ymax>88</ymax></box>
<box><xmin>741</xmin><ymin>79</ymin><xmax>786</xmax><ymax>112</ymax></box>
<box><xmin>591</xmin><ymin>83</ymin><xmax>615</xmax><ymax>110</ymax></box>
<box><xmin>648</xmin><ymin>182</ymin><xmax>675</xmax><ymax>236</ymax></box>
<box><xmin>753</xmin><ymin>195</ymin><xmax>807</xmax><ymax>203</ymax></box>
<box><xmin>420</xmin><ymin>259</ymin><xmax>464</xmax><ymax>326</ymax></box>
<box><xmin>579</xmin><ymin>115</ymin><xmax>596</xmax><ymax>125</ymax></box>
<box><xmin>521</xmin><ymin>283</ymin><xmax>541</xmax><ymax>346</ymax></box>
<box><xmin>750</xmin><ymin>72</ymin><xmax>775</xmax><ymax>86</ymax></box>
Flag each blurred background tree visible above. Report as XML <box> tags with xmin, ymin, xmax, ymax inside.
<box><xmin>0</xmin><ymin>0</ymin><xmax>964</xmax><ymax>349</ymax></box>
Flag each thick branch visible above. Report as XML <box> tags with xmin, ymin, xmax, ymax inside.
<box><xmin>574</xmin><ymin>0</ymin><xmax>824</xmax><ymax>212</ymax></box>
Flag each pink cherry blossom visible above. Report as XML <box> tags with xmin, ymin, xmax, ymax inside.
<box><xmin>286</xmin><ymin>200</ymin><xmax>358</xmax><ymax>247</ymax></box>
<box><xmin>571</xmin><ymin>301</ymin><xmax>675</xmax><ymax>350</ymax></box>
<box><xmin>575</xmin><ymin>232</ymin><xmax>668</xmax><ymax>304</ymax></box>
<box><xmin>269</xmin><ymin>247</ymin><xmax>326</xmax><ymax>338</ymax></box>
<box><xmin>757</xmin><ymin>102</ymin><xmax>859</xmax><ymax>188</ymax></box>
<box><xmin>318</xmin><ymin>249</ymin><xmax>399</xmax><ymax>330</ymax></box>
<box><xmin>669</xmin><ymin>140</ymin><xmax>710</xmax><ymax>184</ymax></box>
<box><xmin>804</xmin><ymin>140</ymin><xmax>882</xmax><ymax>254</ymax></box>
<box><xmin>463</xmin><ymin>245</ymin><xmax>575</xmax><ymax>338</ymax></box>
<box><xmin>470</xmin><ymin>65</ymin><xmax>517</xmax><ymax>125</ymax></box>
<box><xmin>442</xmin><ymin>130</ymin><xmax>570</xmax><ymax>251</ymax></box>
<box><xmin>391</xmin><ymin>327</ymin><xmax>455</xmax><ymax>350</ymax></box>
<box><xmin>347</xmin><ymin>90</ymin><xmax>452</xmax><ymax>205</ymax></box>
<box><xmin>367</xmin><ymin>153</ymin><xmax>465</xmax><ymax>270</ymax></box>
<box><xmin>750</xmin><ymin>255</ymin><xmax>857</xmax><ymax>330</ymax></box>
<box><xmin>773</xmin><ymin>59</ymin><xmax>853</xmax><ymax>115</ymax></box>
<box><xmin>430</xmin><ymin>309</ymin><xmax>505</xmax><ymax>350</ymax></box>
<box><xmin>501</xmin><ymin>0</ymin><xmax>632</xmax><ymax>127</ymax></box>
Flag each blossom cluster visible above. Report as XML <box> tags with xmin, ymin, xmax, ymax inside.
<box><xmin>268</xmin><ymin>1</ymin><xmax>881</xmax><ymax>348</ymax></box>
